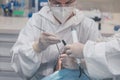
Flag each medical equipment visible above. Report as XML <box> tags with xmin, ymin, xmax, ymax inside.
<box><xmin>71</xmin><ymin>27</ymin><xmax>82</xmax><ymax>77</ymax></box>
<box><xmin>71</xmin><ymin>27</ymin><xmax>91</xmax><ymax>79</ymax></box>
<box><xmin>62</xmin><ymin>40</ymin><xmax>67</xmax><ymax>46</ymax></box>
<box><xmin>71</xmin><ymin>27</ymin><xmax>81</xmax><ymax>64</ymax></box>
<box><xmin>53</xmin><ymin>40</ymin><xmax>67</xmax><ymax>71</ymax></box>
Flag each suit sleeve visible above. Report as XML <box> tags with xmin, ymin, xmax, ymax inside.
<box><xmin>11</xmin><ymin>14</ymin><xmax>42</xmax><ymax>79</ymax></box>
<box><xmin>83</xmin><ymin>32</ymin><xmax>120</xmax><ymax>79</ymax></box>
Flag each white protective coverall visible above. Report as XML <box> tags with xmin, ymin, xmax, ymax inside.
<box><xmin>11</xmin><ymin>6</ymin><xmax>101</xmax><ymax>80</ymax></box>
<box><xmin>84</xmin><ymin>31</ymin><xmax>120</xmax><ymax>80</ymax></box>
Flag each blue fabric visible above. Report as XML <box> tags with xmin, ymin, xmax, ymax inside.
<box><xmin>41</xmin><ymin>69</ymin><xmax>89</xmax><ymax>80</ymax></box>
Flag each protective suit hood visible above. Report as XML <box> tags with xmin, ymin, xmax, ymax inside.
<box><xmin>38</xmin><ymin>6</ymin><xmax>85</xmax><ymax>30</ymax></box>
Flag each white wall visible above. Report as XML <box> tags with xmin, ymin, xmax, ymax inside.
<box><xmin>77</xmin><ymin>0</ymin><xmax>120</xmax><ymax>12</ymax></box>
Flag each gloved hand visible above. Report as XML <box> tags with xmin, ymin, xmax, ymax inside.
<box><xmin>64</xmin><ymin>42</ymin><xmax>84</xmax><ymax>59</ymax></box>
<box><xmin>60</xmin><ymin>54</ymin><xmax>78</xmax><ymax>70</ymax></box>
<box><xmin>33</xmin><ymin>32</ymin><xmax>60</xmax><ymax>52</ymax></box>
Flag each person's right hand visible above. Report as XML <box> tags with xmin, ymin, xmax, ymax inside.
<box><xmin>33</xmin><ymin>32</ymin><xmax>60</xmax><ymax>52</ymax></box>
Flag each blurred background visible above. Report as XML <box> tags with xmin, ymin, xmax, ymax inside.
<box><xmin>77</xmin><ymin>0</ymin><xmax>120</xmax><ymax>12</ymax></box>
<box><xmin>0</xmin><ymin>0</ymin><xmax>120</xmax><ymax>80</ymax></box>
<box><xmin>0</xmin><ymin>0</ymin><xmax>120</xmax><ymax>17</ymax></box>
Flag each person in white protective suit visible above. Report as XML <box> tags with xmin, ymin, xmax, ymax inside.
<box><xmin>64</xmin><ymin>30</ymin><xmax>120</xmax><ymax>80</ymax></box>
<box><xmin>10</xmin><ymin>0</ymin><xmax>101</xmax><ymax>80</ymax></box>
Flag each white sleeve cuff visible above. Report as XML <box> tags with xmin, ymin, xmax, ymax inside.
<box><xmin>83</xmin><ymin>41</ymin><xmax>113</xmax><ymax>79</ymax></box>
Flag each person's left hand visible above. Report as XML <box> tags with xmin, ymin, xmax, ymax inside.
<box><xmin>64</xmin><ymin>42</ymin><xmax>84</xmax><ymax>58</ymax></box>
<box><xmin>60</xmin><ymin>54</ymin><xmax>78</xmax><ymax>69</ymax></box>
